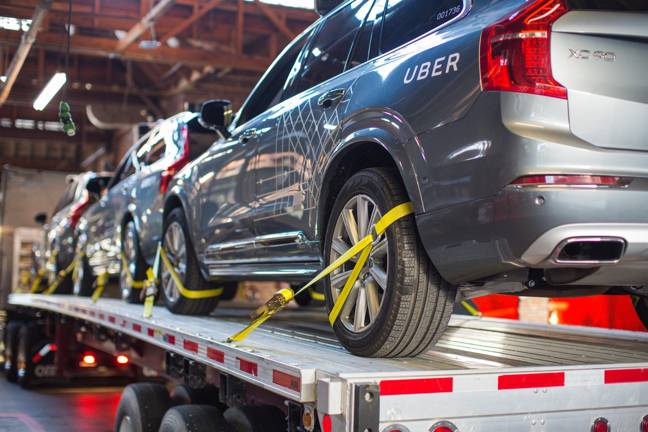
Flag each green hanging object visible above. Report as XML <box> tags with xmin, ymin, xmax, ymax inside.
<box><xmin>59</xmin><ymin>100</ymin><xmax>76</xmax><ymax>137</ymax></box>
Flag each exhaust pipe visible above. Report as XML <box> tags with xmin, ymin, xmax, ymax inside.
<box><xmin>553</xmin><ymin>237</ymin><xmax>626</xmax><ymax>264</ymax></box>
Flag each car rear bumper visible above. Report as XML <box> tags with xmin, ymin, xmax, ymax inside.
<box><xmin>417</xmin><ymin>184</ymin><xmax>648</xmax><ymax>287</ymax></box>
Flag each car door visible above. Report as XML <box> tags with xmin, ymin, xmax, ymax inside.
<box><xmin>252</xmin><ymin>0</ymin><xmax>373</xmax><ymax>263</ymax></box>
<box><xmin>133</xmin><ymin>121</ymin><xmax>176</xmax><ymax>263</ymax></box>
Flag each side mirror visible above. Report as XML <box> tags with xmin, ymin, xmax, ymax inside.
<box><xmin>85</xmin><ymin>177</ymin><xmax>104</xmax><ymax>196</ymax></box>
<box><xmin>199</xmin><ymin>99</ymin><xmax>232</xmax><ymax>132</ymax></box>
<box><xmin>315</xmin><ymin>0</ymin><xmax>342</xmax><ymax>15</ymax></box>
<box><xmin>34</xmin><ymin>212</ymin><xmax>47</xmax><ymax>225</ymax></box>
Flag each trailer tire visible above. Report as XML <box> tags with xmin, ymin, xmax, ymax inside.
<box><xmin>323</xmin><ymin>168</ymin><xmax>456</xmax><ymax>357</ymax></box>
<box><xmin>16</xmin><ymin>324</ymin><xmax>36</xmax><ymax>388</ymax></box>
<box><xmin>160</xmin><ymin>208</ymin><xmax>219</xmax><ymax>315</ymax></box>
<box><xmin>3</xmin><ymin>321</ymin><xmax>21</xmax><ymax>382</ymax></box>
<box><xmin>224</xmin><ymin>405</ymin><xmax>287</xmax><ymax>432</ymax></box>
<box><xmin>114</xmin><ymin>383</ymin><xmax>170</xmax><ymax>432</ymax></box>
<box><xmin>73</xmin><ymin>253</ymin><xmax>95</xmax><ymax>297</ymax></box>
<box><xmin>159</xmin><ymin>405</ymin><xmax>226</xmax><ymax>432</ymax></box>
<box><xmin>635</xmin><ymin>296</ymin><xmax>648</xmax><ymax>329</ymax></box>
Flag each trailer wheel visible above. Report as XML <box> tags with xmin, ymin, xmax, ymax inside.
<box><xmin>224</xmin><ymin>405</ymin><xmax>287</xmax><ymax>432</ymax></box>
<box><xmin>323</xmin><ymin>168</ymin><xmax>456</xmax><ymax>357</ymax></box>
<box><xmin>120</xmin><ymin>220</ymin><xmax>147</xmax><ymax>304</ymax></box>
<box><xmin>3</xmin><ymin>321</ymin><xmax>21</xmax><ymax>382</ymax></box>
<box><xmin>114</xmin><ymin>383</ymin><xmax>170</xmax><ymax>432</ymax></box>
<box><xmin>73</xmin><ymin>252</ymin><xmax>95</xmax><ymax>297</ymax></box>
<box><xmin>159</xmin><ymin>405</ymin><xmax>226</xmax><ymax>432</ymax></box>
<box><xmin>16</xmin><ymin>324</ymin><xmax>36</xmax><ymax>387</ymax></box>
<box><xmin>160</xmin><ymin>208</ymin><xmax>219</xmax><ymax>315</ymax></box>
<box><xmin>635</xmin><ymin>296</ymin><xmax>648</xmax><ymax>329</ymax></box>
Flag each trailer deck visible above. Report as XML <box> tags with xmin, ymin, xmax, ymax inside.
<box><xmin>8</xmin><ymin>293</ymin><xmax>648</xmax><ymax>431</ymax></box>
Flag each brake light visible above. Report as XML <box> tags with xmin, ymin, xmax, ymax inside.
<box><xmin>116</xmin><ymin>354</ymin><xmax>129</xmax><ymax>365</ymax></box>
<box><xmin>80</xmin><ymin>353</ymin><xmax>97</xmax><ymax>367</ymax></box>
<box><xmin>68</xmin><ymin>190</ymin><xmax>90</xmax><ymax>228</ymax></box>
<box><xmin>591</xmin><ymin>417</ymin><xmax>609</xmax><ymax>432</ymax></box>
<box><xmin>511</xmin><ymin>175</ymin><xmax>626</xmax><ymax>187</ymax></box>
<box><xmin>430</xmin><ymin>421</ymin><xmax>457</xmax><ymax>432</ymax></box>
<box><xmin>480</xmin><ymin>0</ymin><xmax>568</xmax><ymax>99</ymax></box>
<box><xmin>160</xmin><ymin>125</ymin><xmax>189</xmax><ymax>194</ymax></box>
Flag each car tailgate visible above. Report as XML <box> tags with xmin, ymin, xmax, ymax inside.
<box><xmin>551</xmin><ymin>10</ymin><xmax>648</xmax><ymax>151</ymax></box>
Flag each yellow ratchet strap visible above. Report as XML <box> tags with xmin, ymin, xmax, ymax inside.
<box><xmin>310</xmin><ymin>289</ymin><xmax>325</xmax><ymax>302</ymax></box>
<box><xmin>91</xmin><ymin>271</ymin><xmax>109</xmax><ymax>303</ymax></box>
<box><xmin>44</xmin><ymin>258</ymin><xmax>76</xmax><ymax>295</ymax></box>
<box><xmin>461</xmin><ymin>300</ymin><xmax>480</xmax><ymax>316</ymax></box>
<box><xmin>159</xmin><ymin>247</ymin><xmax>223</xmax><ymax>299</ymax></box>
<box><xmin>120</xmin><ymin>253</ymin><xmax>145</xmax><ymax>289</ymax></box>
<box><xmin>227</xmin><ymin>201</ymin><xmax>414</xmax><ymax>343</ymax></box>
<box><xmin>142</xmin><ymin>267</ymin><xmax>157</xmax><ymax>318</ymax></box>
<box><xmin>30</xmin><ymin>268</ymin><xmax>46</xmax><ymax>293</ymax></box>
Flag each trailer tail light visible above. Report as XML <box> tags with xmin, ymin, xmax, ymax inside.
<box><xmin>116</xmin><ymin>354</ymin><xmax>129</xmax><ymax>365</ymax></box>
<box><xmin>80</xmin><ymin>353</ymin><xmax>97</xmax><ymax>367</ymax></box>
<box><xmin>641</xmin><ymin>415</ymin><xmax>648</xmax><ymax>432</ymax></box>
<box><xmin>68</xmin><ymin>190</ymin><xmax>91</xmax><ymax>228</ymax></box>
<box><xmin>510</xmin><ymin>175</ymin><xmax>627</xmax><ymax>188</ymax></box>
<box><xmin>159</xmin><ymin>125</ymin><xmax>189</xmax><ymax>195</ymax></box>
<box><xmin>383</xmin><ymin>425</ymin><xmax>409</xmax><ymax>432</ymax></box>
<box><xmin>480</xmin><ymin>0</ymin><xmax>568</xmax><ymax>99</ymax></box>
<box><xmin>591</xmin><ymin>417</ymin><xmax>609</xmax><ymax>432</ymax></box>
<box><xmin>430</xmin><ymin>421</ymin><xmax>457</xmax><ymax>432</ymax></box>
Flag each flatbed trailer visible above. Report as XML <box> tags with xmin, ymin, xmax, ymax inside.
<box><xmin>4</xmin><ymin>293</ymin><xmax>648</xmax><ymax>432</ymax></box>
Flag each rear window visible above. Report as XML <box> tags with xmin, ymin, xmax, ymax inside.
<box><xmin>380</xmin><ymin>0</ymin><xmax>465</xmax><ymax>54</ymax></box>
<box><xmin>566</xmin><ymin>0</ymin><xmax>648</xmax><ymax>10</ymax></box>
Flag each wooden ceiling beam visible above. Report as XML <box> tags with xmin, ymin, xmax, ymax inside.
<box><xmin>160</xmin><ymin>0</ymin><xmax>223</xmax><ymax>43</ymax></box>
<box><xmin>253</xmin><ymin>0</ymin><xmax>296</xmax><ymax>40</ymax></box>
<box><xmin>115</xmin><ymin>0</ymin><xmax>177</xmax><ymax>52</ymax></box>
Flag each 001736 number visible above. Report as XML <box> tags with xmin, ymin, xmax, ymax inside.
<box><xmin>436</xmin><ymin>5</ymin><xmax>462</xmax><ymax>21</ymax></box>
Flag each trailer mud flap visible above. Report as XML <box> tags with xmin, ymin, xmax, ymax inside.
<box><xmin>354</xmin><ymin>384</ymin><xmax>379</xmax><ymax>432</ymax></box>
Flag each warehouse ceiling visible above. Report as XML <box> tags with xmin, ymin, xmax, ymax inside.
<box><xmin>0</xmin><ymin>0</ymin><xmax>317</xmax><ymax>171</ymax></box>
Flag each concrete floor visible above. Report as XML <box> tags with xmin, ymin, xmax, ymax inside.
<box><xmin>0</xmin><ymin>377</ymin><xmax>122</xmax><ymax>432</ymax></box>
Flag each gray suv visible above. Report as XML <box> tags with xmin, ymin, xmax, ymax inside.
<box><xmin>75</xmin><ymin>113</ymin><xmax>217</xmax><ymax>300</ymax></box>
<box><xmin>161</xmin><ymin>0</ymin><xmax>648</xmax><ymax>356</ymax></box>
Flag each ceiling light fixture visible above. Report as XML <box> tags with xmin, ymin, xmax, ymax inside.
<box><xmin>33</xmin><ymin>72</ymin><xmax>67</xmax><ymax>111</ymax></box>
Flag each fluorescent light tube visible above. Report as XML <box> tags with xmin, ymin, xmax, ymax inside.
<box><xmin>33</xmin><ymin>72</ymin><xmax>67</xmax><ymax>111</ymax></box>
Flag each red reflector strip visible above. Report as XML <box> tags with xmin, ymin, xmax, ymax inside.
<box><xmin>132</xmin><ymin>323</ymin><xmax>142</xmax><ymax>333</ymax></box>
<box><xmin>273</xmin><ymin>370</ymin><xmax>301</xmax><ymax>392</ymax></box>
<box><xmin>498</xmin><ymin>372</ymin><xmax>564</xmax><ymax>390</ymax></box>
<box><xmin>605</xmin><ymin>368</ymin><xmax>648</xmax><ymax>384</ymax></box>
<box><xmin>207</xmin><ymin>348</ymin><xmax>224</xmax><ymax>363</ymax></box>
<box><xmin>380</xmin><ymin>377</ymin><xmax>453</xmax><ymax>396</ymax></box>
<box><xmin>238</xmin><ymin>358</ymin><xmax>258</xmax><ymax>376</ymax></box>
<box><xmin>165</xmin><ymin>334</ymin><xmax>176</xmax><ymax>345</ymax></box>
<box><xmin>183</xmin><ymin>339</ymin><xmax>198</xmax><ymax>353</ymax></box>
<box><xmin>147</xmin><ymin>328</ymin><xmax>155</xmax><ymax>337</ymax></box>
<box><xmin>89</xmin><ymin>311</ymin><xmax>96</xmax><ymax>317</ymax></box>
<box><xmin>108</xmin><ymin>316</ymin><xmax>116</xmax><ymax>323</ymax></box>
<box><xmin>99</xmin><ymin>313</ymin><xmax>105</xmax><ymax>320</ymax></box>
<box><xmin>322</xmin><ymin>415</ymin><xmax>332</xmax><ymax>432</ymax></box>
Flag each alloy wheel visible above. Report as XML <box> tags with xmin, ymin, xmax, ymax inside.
<box><xmin>120</xmin><ymin>224</ymin><xmax>138</xmax><ymax>300</ymax></box>
<box><xmin>328</xmin><ymin>194</ymin><xmax>389</xmax><ymax>333</ymax></box>
<box><xmin>162</xmin><ymin>221</ymin><xmax>187</xmax><ymax>304</ymax></box>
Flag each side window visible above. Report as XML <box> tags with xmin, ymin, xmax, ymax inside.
<box><xmin>142</xmin><ymin>133</ymin><xmax>166</xmax><ymax>166</ymax></box>
<box><xmin>348</xmin><ymin>0</ymin><xmax>386</xmax><ymax>68</ymax></box>
<box><xmin>380</xmin><ymin>0</ymin><xmax>465</xmax><ymax>54</ymax></box>
<box><xmin>120</xmin><ymin>155</ymin><xmax>137</xmax><ymax>180</ymax></box>
<box><xmin>284</xmin><ymin>0</ymin><xmax>371</xmax><ymax>98</ymax></box>
<box><xmin>236</xmin><ymin>34</ymin><xmax>310</xmax><ymax>126</ymax></box>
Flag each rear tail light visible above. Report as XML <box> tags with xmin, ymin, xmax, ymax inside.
<box><xmin>510</xmin><ymin>175</ymin><xmax>628</xmax><ymax>188</ymax></box>
<box><xmin>80</xmin><ymin>352</ymin><xmax>97</xmax><ymax>367</ymax></box>
<box><xmin>116</xmin><ymin>354</ymin><xmax>129</xmax><ymax>365</ymax></box>
<box><xmin>430</xmin><ymin>421</ymin><xmax>457</xmax><ymax>432</ymax></box>
<box><xmin>68</xmin><ymin>190</ymin><xmax>90</xmax><ymax>228</ymax></box>
<box><xmin>480</xmin><ymin>0</ymin><xmax>568</xmax><ymax>99</ymax></box>
<box><xmin>641</xmin><ymin>415</ymin><xmax>648</xmax><ymax>432</ymax></box>
<box><xmin>160</xmin><ymin>125</ymin><xmax>189</xmax><ymax>194</ymax></box>
<box><xmin>591</xmin><ymin>417</ymin><xmax>609</xmax><ymax>432</ymax></box>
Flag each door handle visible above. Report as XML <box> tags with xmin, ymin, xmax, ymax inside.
<box><xmin>317</xmin><ymin>88</ymin><xmax>346</xmax><ymax>108</ymax></box>
<box><xmin>239</xmin><ymin>129</ymin><xmax>258</xmax><ymax>143</ymax></box>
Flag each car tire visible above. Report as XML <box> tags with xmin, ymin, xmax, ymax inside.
<box><xmin>323</xmin><ymin>168</ymin><xmax>456</xmax><ymax>357</ymax></box>
<box><xmin>120</xmin><ymin>220</ymin><xmax>147</xmax><ymax>304</ymax></box>
<box><xmin>634</xmin><ymin>296</ymin><xmax>648</xmax><ymax>329</ymax></box>
<box><xmin>159</xmin><ymin>405</ymin><xmax>226</xmax><ymax>432</ymax></box>
<box><xmin>160</xmin><ymin>208</ymin><xmax>220</xmax><ymax>315</ymax></box>
<box><xmin>3</xmin><ymin>321</ymin><xmax>21</xmax><ymax>382</ymax></box>
<box><xmin>73</xmin><ymin>253</ymin><xmax>95</xmax><ymax>297</ymax></box>
<box><xmin>114</xmin><ymin>383</ymin><xmax>170</xmax><ymax>432</ymax></box>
